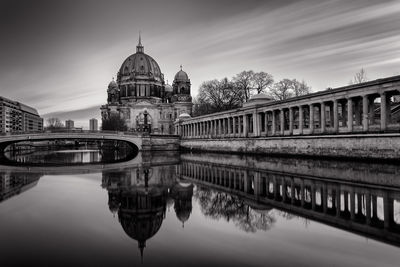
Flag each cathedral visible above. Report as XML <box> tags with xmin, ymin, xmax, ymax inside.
<box><xmin>100</xmin><ymin>35</ymin><xmax>193</xmax><ymax>134</ymax></box>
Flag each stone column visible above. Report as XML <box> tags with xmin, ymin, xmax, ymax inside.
<box><xmin>300</xmin><ymin>181</ymin><xmax>305</xmax><ymax>207</ymax></box>
<box><xmin>282</xmin><ymin>180</ymin><xmax>287</xmax><ymax>202</ymax></box>
<box><xmin>212</xmin><ymin>120</ymin><xmax>216</xmax><ymax>137</ymax></box>
<box><xmin>309</xmin><ymin>104</ymin><xmax>314</xmax><ymax>134</ymax></box>
<box><xmin>321</xmin><ymin>102</ymin><xmax>326</xmax><ymax>133</ymax></box>
<box><xmin>232</xmin><ymin>117</ymin><xmax>237</xmax><ymax>137</ymax></box>
<box><xmin>366</xmin><ymin>192</ymin><xmax>371</xmax><ymax>225</ymax></box>
<box><xmin>265</xmin><ymin>111</ymin><xmax>269</xmax><ymax>136</ymax></box>
<box><xmin>221</xmin><ymin>119</ymin><xmax>224</xmax><ymax>138</ymax></box>
<box><xmin>228</xmin><ymin>117</ymin><xmax>232</xmax><ymax>136</ymax></box>
<box><xmin>333</xmin><ymin>99</ymin><xmax>338</xmax><ymax>132</ymax></box>
<box><xmin>347</xmin><ymin>98</ymin><xmax>353</xmax><ymax>132</ymax></box>
<box><xmin>380</xmin><ymin>92</ymin><xmax>387</xmax><ymax>131</ymax></box>
<box><xmin>280</xmin><ymin>109</ymin><xmax>284</xmax><ymax>135</ymax></box>
<box><xmin>311</xmin><ymin>184</ymin><xmax>316</xmax><ymax>210</ymax></box>
<box><xmin>212</xmin><ymin>120</ymin><xmax>215</xmax><ymax>137</ymax></box>
<box><xmin>253</xmin><ymin>112</ymin><xmax>260</xmax><ymax>137</ymax></box>
<box><xmin>362</xmin><ymin>95</ymin><xmax>369</xmax><ymax>131</ymax></box>
<box><xmin>383</xmin><ymin>193</ymin><xmax>393</xmax><ymax>229</ymax></box>
<box><xmin>272</xmin><ymin>110</ymin><xmax>276</xmax><ymax>135</ymax></box>
<box><xmin>289</xmin><ymin>107</ymin><xmax>294</xmax><ymax>135</ymax></box>
<box><xmin>290</xmin><ymin>179</ymin><xmax>295</xmax><ymax>204</ymax></box>
<box><xmin>198</xmin><ymin>123</ymin><xmax>201</xmax><ymax>137</ymax></box>
<box><xmin>243</xmin><ymin>114</ymin><xmax>248</xmax><ymax>137</ymax></box>
<box><xmin>350</xmin><ymin>191</ymin><xmax>355</xmax><ymax>220</ymax></box>
<box><xmin>238</xmin><ymin>117</ymin><xmax>242</xmax><ymax>136</ymax></box>
<box><xmin>336</xmin><ymin>186</ymin><xmax>341</xmax><ymax>217</ymax></box>
<box><xmin>299</xmin><ymin>106</ymin><xmax>303</xmax><ymax>135</ymax></box>
<box><xmin>322</xmin><ymin>183</ymin><xmax>327</xmax><ymax>214</ymax></box>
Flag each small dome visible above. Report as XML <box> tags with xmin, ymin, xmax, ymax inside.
<box><xmin>165</xmin><ymin>83</ymin><xmax>173</xmax><ymax>92</ymax></box>
<box><xmin>108</xmin><ymin>79</ymin><xmax>118</xmax><ymax>90</ymax></box>
<box><xmin>243</xmin><ymin>93</ymin><xmax>274</xmax><ymax>107</ymax></box>
<box><xmin>250</xmin><ymin>93</ymin><xmax>273</xmax><ymax>101</ymax></box>
<box><xmin>178</xmin><ymin>113</ymin><xmax>191</xmax><ymax>119</ymax></box>
<box><xmin>174</xmin><ymin>68</ymin><xmax>189</xmax><ymax>81</ymax></box>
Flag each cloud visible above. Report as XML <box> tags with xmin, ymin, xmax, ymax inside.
<box><xmin>0</xmin><ymin>0</ymin><xmax>399</xmax><ymax>115</ymax></box>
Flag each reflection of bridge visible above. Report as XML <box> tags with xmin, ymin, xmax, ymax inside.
<box><xmin>0</xmin><ymin>131</ymin><xmax>180</xmax><ymax>155</ymax></box>
<box><xmin>0</xmin><ymin>151</ymin><xmax>181</xmax><ymax>175</ymax></box>
<box><xmin>178</xmin><ymin>154</ymin><xmax>400</xmax><ymax>246</ymax></box>
<box><xmin>177</xmin><ymin>75</ymin><xmax>400</xmax><ymax>160</ymax></box>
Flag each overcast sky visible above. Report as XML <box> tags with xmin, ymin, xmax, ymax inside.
<box><xmin>1</xmin><ymin>0</ymin><xmax>399</xmax><ymax>128</ymax></box>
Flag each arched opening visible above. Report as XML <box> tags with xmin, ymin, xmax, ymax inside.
<box><xmin>0</xmin><ymin>137</ymin><xmax>139</xmax><ymax>166</ymax></box>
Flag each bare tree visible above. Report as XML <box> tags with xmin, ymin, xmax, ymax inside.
<box><xmin>350</xmin><ymin>68</ymin><xmax>368</xmax><ymax>84</ymax></box>
<box><xmin>292</xmin><ymin>79</ymin><xmax>311</xmax><ymax>97</ymax></box>
<box><xmin>233</xmin><ymin>70</ymin><xmax>254</xmax><ymax>102</ymax></box>
<box><xmin>194</xmin><ymin>188</ymin><xmax>276</xmax><ymax>233</ymax></box>
<box><xmin>270</xmin><ymin>79</ymin><xmax>311</xmax><ymax>100</ymax></box>
<box><xmin>193</xmin><ymin>78</ymin><xmax>244</xmax><ymax>116</ymax></box>
<box><xmin>270</xmin><ymin>79</ymin><xmax>295</xmax><ymax>100</ymax></box>
<box><xmin>252</xmin><ymin>72</ymin><xmax>274</xmax><ymax>94</ymax></box>
<box><xmin>46</xmin><ymin>117</ymin><xmax>64</xmax><ymax>129</ymax></box>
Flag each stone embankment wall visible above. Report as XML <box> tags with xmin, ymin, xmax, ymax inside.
<box><xmin>180</xmin><ymin>152</ymin><xmax>400</xmax><ymax>187</ymax></box>
<box><xmin>180</xmin><ymin>133</ymin><xmax>400</xmax><ymax>160</ymax></box>
<box><xmin>143</xmin><ymin>134</ymin><xmax>180</xmax><ymax>151</ymax></box>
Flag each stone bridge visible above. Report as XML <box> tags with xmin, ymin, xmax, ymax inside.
<box><xmin>176</xmin><ymin>75</ymin><xmax>400</xmax><ymax>160</ymax></box>
<box><xmin>0</xmin><ymin>131</ymin><xmax>180</xmax><ymax>154</ymax></box>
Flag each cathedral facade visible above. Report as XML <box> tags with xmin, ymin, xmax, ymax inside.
<box><xmin>101</xmin><ymin>36</ymin><xmax>193</xmax><ymax>134</ymax></box>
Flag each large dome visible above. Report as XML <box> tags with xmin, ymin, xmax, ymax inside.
<box><xmin>117</xmin><ymin>36</ymin><xmax>164</xmax><ymax>83</ymax></box>
<box><xmin>119</xmin><ymin>53</ymin><xmax>163</xmax><ymax>82</ymax></box>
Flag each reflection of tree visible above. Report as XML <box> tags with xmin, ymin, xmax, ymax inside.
<box><xmin>194</xmin><ymin>186</ymin><xmax>275</xmax><ymax>233</ymax></box>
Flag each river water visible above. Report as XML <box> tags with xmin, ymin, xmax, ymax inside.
<box><xmin>0</xmin><ymin>149</ymin><xmax>399</xmax><ymax>267</ymax></box>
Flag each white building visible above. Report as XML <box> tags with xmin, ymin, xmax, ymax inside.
<box><xmin>89</xmin><ymin>118</ymin><xmax>98</xmax><ymax>131</ymax></box>
<box><xmin>0</xmin><ymin>96</ymin><xmax>43</xmax><ymax>133</ymax></box>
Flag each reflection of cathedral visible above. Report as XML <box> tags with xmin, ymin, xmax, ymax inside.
<box><xmin>101</xmin><ymin>165</ymin><xmax>193</xmax><ymax>260</ymax></box>
<box><xmin>100</xmin><ymin>35</ymin><xmax>193</xmax><ymax>134</ymax></box>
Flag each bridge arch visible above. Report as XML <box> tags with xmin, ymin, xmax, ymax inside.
<box><xmin>0</xmin><ymin>132</ymin><xmax>143</xmax><ymax>163</ymax></box>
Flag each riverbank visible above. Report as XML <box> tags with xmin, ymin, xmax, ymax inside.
<box><xmin>180</xmin><ymin>133</ymin><xmax>400</xmax><ymax>161</ymax></box>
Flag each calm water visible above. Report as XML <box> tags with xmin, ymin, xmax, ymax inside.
<box><xmin>1</xmin><ymin>151</ymin><xmax>400</xmax><ymax>267</ymax></box>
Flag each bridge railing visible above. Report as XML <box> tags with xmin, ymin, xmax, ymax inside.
<box><xmin>0</xmin><ymin>129</ymin><xmax>143</xmax><ymax>137</ymax></box>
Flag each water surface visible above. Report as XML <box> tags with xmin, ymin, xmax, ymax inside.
<box><xmin>0</xmin><ymin>151</ymin><xmax>399</xmax><ymax>267</ymax></box>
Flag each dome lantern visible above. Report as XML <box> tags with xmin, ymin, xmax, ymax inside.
<box><xmin>136</xmin><ymin>32</ymin><xmax>144</xmax><ymax>53</ymax></box>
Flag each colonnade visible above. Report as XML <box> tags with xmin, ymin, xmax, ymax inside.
<box><xmin>177</xmin><ymin>77</ymin><xmax>400</xmax><ymax>138</ymax></box>
<box><xmin>179</xmin><ymin>161</ymin><xmax>400</xmax><ymax>234</ymax></box>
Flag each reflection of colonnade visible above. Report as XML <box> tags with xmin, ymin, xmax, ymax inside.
<box><xmin>178</xmin><ymin>75</ymin><xmax>400</xmax><ymax>138</ymax></box>
<box><xmin>178</xmin><ymin>160</ymin><xmax>400</xmax><ymax>245</ymax></box>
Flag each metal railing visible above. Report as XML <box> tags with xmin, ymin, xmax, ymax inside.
<box><xmin>0</xmin><ymin>129</ymin><xmax>143</xmax><ymax>137</ymax></box>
